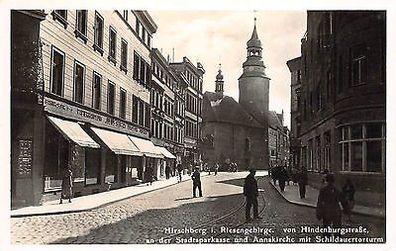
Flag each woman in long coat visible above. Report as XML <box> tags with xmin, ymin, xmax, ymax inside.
<box><xmin>60</xmin><ymin>166</ymin><xmax>73</xmax><ymax>204</ymax></box>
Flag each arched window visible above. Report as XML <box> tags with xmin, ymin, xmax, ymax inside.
<box><xmin>245</xmin><ymin>138</ymin><xmax>251</xmax><ymax>152</ymax></box>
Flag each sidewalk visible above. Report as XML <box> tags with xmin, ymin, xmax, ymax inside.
<box><xmin>269</xmin><ymin>180</ymin><xmax>385</xmax><ymax>219</ymax></box>
<box><xmin>11</xmin><ymin>173</ymin><xmax>202</xmax><ymax>218</ymax></box>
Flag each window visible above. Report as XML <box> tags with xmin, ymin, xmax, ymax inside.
<box><xmin>142</xmin><ymin>28</ymin><xmax>146</xmax><ymax>43</ymax></box>
<box><xmin>135</xmin><ymin>21</ymin><xmax>140</xmax><ymax>36</ymax></box>
<box><xmin>245</xmin><ymin>138</ymin><xmax>251</xmax><ymax>152</ymax></box>
<box><xmin>139</xmin><ymin>100</ymin><xmax>144</xmax><ymax>126</ymax></box>
<box><xmin>92</xmin><ymin>72</ymin><xmax>101</xmax><ymax>110</ymax></box>
<box><xmin>337</xmin><ymin>56</ymin><xmax>344</xmax><ymax>93</ymax></box>
<box><xmin>339</xmin><ymin>123</ymin><xmax>385</xmax><ymax>172</ymax></box>
<box><xmin>140</xmin><ymin>58</ymin><xmax>146</xmax><ymax>84</ymax></box>
<box><xmin>145</xmin><ymin>103</ymin><xmax>151</xmax><ymax>128</ymax></box>
<box><xmin>133</xmin><ymin>52</ymin><xmax>139</xmax><ymax>80</ymax></box>
<box><xmin>73</xmin><ymin>61</ymin><xmax>85</xmax><ymax>104</ymax></box>
<box><xmin>352</xmin><ymin>44</ymin><xmax>367</xmax><ymax>86</ymax></box>
<box><xmin>119</xmin><ymin>88</ymin><xmax>126</xmax><ymax>119</ymax></box>
<box><xmin>122</xmin><ymin>10</ymin><xmax>128</xmax><ymax>21</ymax></box>
<box><xmin>120</xmin><ymin>39</ymin><xmax>128</xmax><ymax>72</ymax></box>
<box><xmin>75</xmin><ymin>10</ymin><xmax>88</xmax><ymax>42</ymax></box>
<box><xmin>132</xmin><ymin>95</ymin><xmax>138</xmax><ymax>123</ymax></box>
<box><xmin>147</xmin><ymin>35</ymin><xmax>152</xmax><ymax>48</ymax></box>
<box><xmin>52</xmin><ymin>10</ymin><xmax>68</xmax><ymax>28</ymax></box>
<box><xmin>50</xmin><ymin>47</ymin><xmax>65</xmax><ymax>96</ymax></box>
<box><xmin>145</xmin><ymin>62</ymin><xmax>151</xmax><ymax>85</ymax></box>
<box><xmin>94</xmin><ymin>12</ymin><xmax>104</xmax><ymax>55</ymax></box>
<box><xmin>85</xmin><ymin>148</ymin><xmax>101</xmax><ymax>185</ymax></box>
<box><xmin>107</xmin><ymin>81</ymin><xmax>115</xmax><ymax>115</ymax></box>
<box><xmin>108</xmin><ymin>27</ymin><xmax>117</xmax><ymax>64</ymax></box>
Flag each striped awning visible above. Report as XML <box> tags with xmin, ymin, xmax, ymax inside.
<box><xmin>156</xmin><ymin>146</ymin><xmax>176</xmax><ymax>159</ymax></box>
<box><xmin>47</xmin><ymin>116</ymin><xmax>100</xmax><ymax>148</ymax></box>
<box><xmin>128</xmin><ymin>135</ymin><xmax>163</xmax><ymax>158</ymax></box>
<box><xmin>91</xmin><ymin>127</ymin><xmax>142</xmax><ymax>156</ymax></box>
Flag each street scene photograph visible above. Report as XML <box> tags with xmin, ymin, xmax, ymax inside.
<box><xmin>8</xmin><ymin>6</ymin><xmax>387</xmax><ymax>247</ymax></box>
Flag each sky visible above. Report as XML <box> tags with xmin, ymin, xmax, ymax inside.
<box><xmin>150</xmin><ymin>11</ymin><xmax>307</xmax><ymax>128</ymax></box>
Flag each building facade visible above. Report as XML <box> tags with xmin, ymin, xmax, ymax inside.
<box><xmin>268</xmin><ymin>111</ymin><xmax>289</xmax><ymax>167</ymax></box>
<box><xmin>286</xmin><ymin>56</ymin><xmax>301</xmax><ymax>170</ymax></box>
<box><xmin>11</xmin><ymin>10</ymin><xmax>165</xmax><ymax>207</ymax></box>
<box><xmin>170</xmin><ymin>58</ymin><xmax>205</xmax><ymax>168</ymax></box>
<box><xmin>150</xmin><ymin>48</ymin><xmax>182</xmax><ymax>176</ymax></box>
<box><xmin>287</xmin><ymin>11</ymin><xmax>386</xmax><ymax>191</ymax></box>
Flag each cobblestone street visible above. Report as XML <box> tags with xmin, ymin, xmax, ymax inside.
<box><xmin>11</xmin><ymin>173</ymin><xmax>385</xmax><ymax>244</ymax></box>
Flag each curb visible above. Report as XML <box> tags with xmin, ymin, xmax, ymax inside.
<box><xmin>269</xmin><ymin>181</ymin><xmax>385</xmax><ymax>219</ymax></box>
<box><xmin>11</xmin><ymin>174</ymin><xmax>208</xmax><ymax>218</ymax></box>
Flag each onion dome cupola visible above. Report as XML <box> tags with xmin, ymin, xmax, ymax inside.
<box><xmin>247</xmin><ymin>18</ymin><xmax>263</xmax><ymax>57</ymax></box>
<box><xmin>240</xmin><ymin>17</ymin><xmax>267</xmax><ymax>78</ymax></box>
<box><xmin>215</xmin><ymin>63</ymin><xmax>224</xmax><ymax>96</ymax></box>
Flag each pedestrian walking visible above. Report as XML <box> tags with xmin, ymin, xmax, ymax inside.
<box><xmin>278</xmin><ymin>166</ymin><xmax>288</xmax><ymax>192</ymax></box>
<box><xmin>243</xmin><ymin>169</ymin><xmax>262</xmax><ymax>222</ymax></box>
<box><xmin>341</xmin><ymin>178</ymin><xmax>355</xmax><ymax>221</ymax></box>
<box><xmin>165</xmin><ymin>164</ymin><xmax>171</xmax><ymax>179</ymax></box>
<box><xmin>191</xmin><ymin>167</ymin><xmax>202</xmax><ymax>198</ymax></box>
<box><xmin>145</xmin><ymin>164</ymin><xmax>154</xmax><ymax>185</ymax></box>
<box><xmin>177</xmin><ymin>162</ymin><xmax>183</xmax><ymax>183</ymax></box>
<box><xmin>298</xmin><ymin>167</ymin><xmax>308</xmax><ymax>199</ymax></box>
<box><xmin>60</xmin><ymin>165</ymin><xmax>73</xmax><ymax>204</ymax></box>
<box><xmin>316</xmin><ymin>173</ymin><xmax>342</xmax><ymax>229</ymax></box>
<box><xmin>214</xmin><ymin>163</ymin><xmax>219</xmax><ymax>176</ymax></box>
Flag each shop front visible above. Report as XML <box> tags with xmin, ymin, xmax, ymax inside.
<box><xmin>39</xmin><ymin>95</ymin><xmax>152</xmax><ymax>202</ymax></box>
<box><xmin>43</xmin><ymin>116</ymin><xmax>101</xmax><ymax>197</ymax></box>
<box><xmin>128</xmin><ymin>136</ymin><xmax>164</xmax><ymax>182</ymax></box>
<box><xmin>156</xmin><ymin>146</ymin><xmax>177</xmax><ymax>178</ymax></box>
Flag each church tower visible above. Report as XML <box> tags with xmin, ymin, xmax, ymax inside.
<box><xmin>215</xmin><ymin>64</ymin><xmax>224</xmax><ymax>97</ymax></box>
<box><xmin>238</xmin><ymin>18</ymin><xmax>270</xmax><ymax>126</ymax></box>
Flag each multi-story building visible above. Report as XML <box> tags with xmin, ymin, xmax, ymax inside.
<box><xmin>286</xmin><ymin>56</ymin><xmax>302</xmax><ymax>170</ymax></box>
<box><xmin>287</xmin><ymin>11</ymin><xmax>386</xmax><ymax>192</ymax></box>
<box><xmin>170</xmin><ymin>57</ymin><xmax>205</xmax><ymax>168</ymax></box>
<box><xmin>268</xmin><ymin>111</ymin><xmax>289</xmax><ymax>167</ymax></box>
<box><xmin>150</xmin><ymin>48</ymin><xmax>180</xmax><ymax>176</ymax></box>
<box><xmin>11</xmin><ymin>10</ymin><xmax>164</xmax><ymax>207</ymax></box>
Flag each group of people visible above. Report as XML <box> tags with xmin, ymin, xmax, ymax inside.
<box><xmin>316</xmin><ymin>173</ymin><xmax>356</xmax><ymax>227</ymax></box>
<box><xmin>269</xmin><ymin>165</ymin><xmax>289</xmax><ymax>192</ymax></box>
<box><xmin>203</xmin><ymin>162</ymin><xmax>219</xmax><ymax>175</ymax></box>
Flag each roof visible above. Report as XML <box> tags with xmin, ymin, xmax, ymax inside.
<box><xmin>247</xmin><ymin>22</ymin><xmax>262</xmax><ymax>48</ymax></box>
<box><xmin>268</xmin><ymin>111</ymin><xmax>283</xmax><ymax>129</ymax></box>
<box><xmin>202</xmin><ymin>92</ymin><xmax>264</xmax><ymax>128</ymax></box>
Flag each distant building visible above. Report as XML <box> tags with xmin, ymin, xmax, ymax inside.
<box><xmin>286</xmin><ymin>56</ymin><xmax>301</xmax><ymax>170</ymax></box>
<box><xmin>201</xmin><ymin>19</ymin><xmax>270</xmax><ymax>170</ymax></box>
<box><xmin>287</xmin><ymin>11</ymin><xmax>385</xmax><ymax>191</ymax></box>
<box><xmin>170</xmin><ymin>57</ymin><xmax>205</xmax><ymax>168</ymax></box>
<box><xmin>268</xmin><ymin>111</ymin><xmax>289</xmax><ymax>167</ymax></box>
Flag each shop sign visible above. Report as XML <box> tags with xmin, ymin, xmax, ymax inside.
<box><xmin>44</xmin><ymin>96</ymin><xmax>149</xmax><ymax>138</ymax></box>
<box><xmin>16</xmin><ymin>139</ymin><xmax>33</xmax><ymax>178</ymax></box>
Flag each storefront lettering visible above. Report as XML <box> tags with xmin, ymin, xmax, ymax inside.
<box><xmin>44</xmin><ymin>97</ymin><xmax>149</xmax><ymax>137</ymax></box>
<box><xmin>76</xmin><ymin>109</ymin><xmax>102</xmax><ymax>122</ymax></box>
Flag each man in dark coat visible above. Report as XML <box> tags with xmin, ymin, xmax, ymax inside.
<box><xmin>316</xmin><ymin>173</ymin><xmax>342</xmax><ymax>228</ymax></box>
<box><xmin>243</xmin><ymin>169</ymin><xmax>262</xmax><ymax>222</ymax></box>
<box><xmin>191</xmin><ymin>167</ymin><xmax>202</xmax><ymax>197</ymax></box>
<box><xmin>165</xmin><ymin>164</ymin><xmax>171</xmax><ymax>179</ymax></box>
<box><xmin>278</xmin><ymin>166</ymin><xmax>288</xmax><ymax>192</ymax></box>
<box><xmin>298</xmin><ymin>167</ymin><xmax>308</xmax><ymax>199</ymax></box>
<box><xmin>177</xmin><ymin>163</ymin><xmax>183</xmax><ymax>182</ymax></box>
